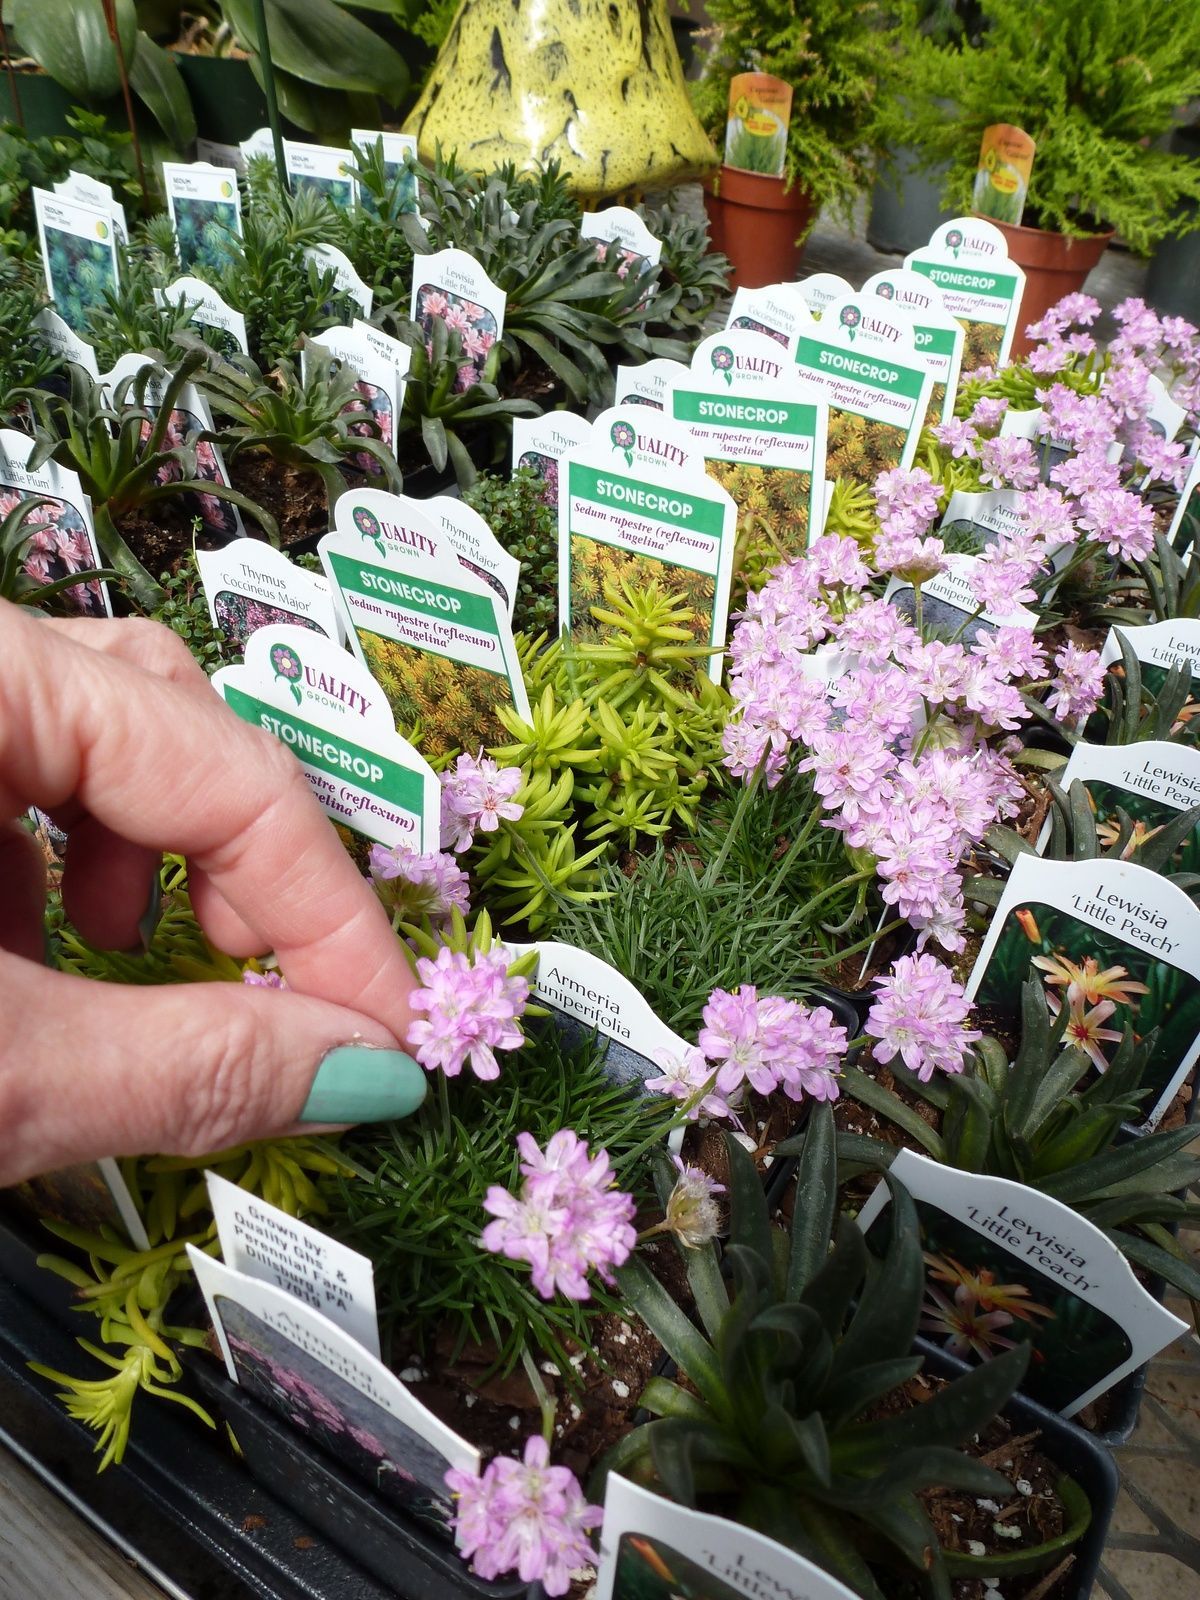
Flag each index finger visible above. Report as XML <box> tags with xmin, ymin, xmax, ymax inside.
<box><xmin>0</xmin><ymin>601</ymin><xmax>417</xmax><ymax>1044</ymax></box>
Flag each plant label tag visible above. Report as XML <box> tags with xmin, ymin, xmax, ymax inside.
<box><xmin>0</xmin><ymin>428</ymin><xmax>110</xmax><ymax>617</ymax></box>
<box><xmin>1100</xmin><ymin>620</ymin><xmax>1200</xmax><ymax>742</ymax></box>
<box><xmin>304</xmin><ymin>243</ymin><xmax>374</xmax><ymax>317</ymax></box>
<box><xmin>157</xmin><ymin>275</ymin><xmax>250</xmax><ymax>357</ymax></box>
<box><xmin>410</xmin><ymin>249</ymin><xmax>506</xmax><ymax>386</ymax></box>
<box><xmin>596</xmin><ymin>1476</ymin><xmax>859</xmax><ymax>1600</ymax></box>
<box><xmin>187</xmin><ymin>1246</ymin><xmax>480</xmax><ymax>1522</ymax></box>
<box><xmin>239</xmin><ymin>128</ymin><xmax>276</xmax><ymax>168</ymax></box>
<box><xmin>939</xmin><ymin>487</ymin><xmax>1029</xmax><ymax>550</ymax></box>
<box><xmin>205</xmin><ymin>1171</ymin><xmax>380</xmax><ymax>1356</ymax></box>
<box><xmin>13</xmin><ymin>1159</ymin><xmax>150</xmax><ymax>1252</ymax></box>
<box><xmin>504</xmin><ymin>941</ymin><xmax>692</xmax><ymax>1089</ymax></box>
<box><xmin>197</xmin><ymin>137</ymin><xmax>243</xmax><ymax>170</ymax></box>
<box><xmin>862</xmin><ymin>268</ymin><xmax>965</xmax><ymax>428</ymax></box>
<box><xmin>558</xmin><ymin>434</ymin><xmax>737</xmax><ymax>684</ymax></box>
<box><xmin>32</xmin><ymin>188</ymin><xmax>120</xmax><ymax>335</ymax></box>
<box><xmin>196</xmin><ymin>537</ymin><xmax>342</xmax><ymax>651</ymax></box>
<box><xmin>351</xmin><ymin>129</ymin><xmax>419</xmax><ymax>216</ymax></box>
<box><xmin>53</xmin><ymin>171</ymin><xmax>128</xmax><ymax>243</ymax></box>
<box><xmin>580</xmin><ymin>205</ymin><xmax>662</xmax><ymax>277</ymax></box>
<box><xmin>354</xmin><ymin>317</ymin><xmax>413</xmax><ymax>384</ymax></box>
<box><xmin>33</xmin><ymin>308</ymin><xmax>100</xmax><ymax>381</ymax></box>
<box><xmin>883</xmin><ymin>555</ymin><xmax>1037</xmax><ymax>642</ymax></box>
<box><xmin>512</xmin><ymin>411</ymin><xmax>592</xmax><ymax>506</ymax></box>
<box><xmin>723</xmin><ymin>72</ymin><xmax>794</xmax><ymax>180</ymax></box>
<box><xmin>669</xmin><ymin>330</ymin><xmax>828</xmax><ymax>555</ymax></box>
<box><xmin>426</xmin><ymin>495</ymin><xmax>519</xmax><ymax>619</ymax></box>
<box><xmin>905</xmin><ymin>216</ymin><xmax>1026</xmax><ymax>372</ymax></box>
<box><xmin>1000</xmin><ymin>405</ymin><xmax>1123</xmax><ymax>483</ymax></box>
<box><xmin>726</xmin><ymin>283</ymin><xmax>814</xmax><ymax>355</ymax></box>
<box><xmin>591</xmin><ymin>404</ymin><xmax>702</xmax><ymax>477</ymax></box>
<box><xmin>795</xmin><ymin>272</ymin><xmax>853</xmax><ymax>317</ymax></box>
<box><xmin>1044</xmin><ymin>739</ymin><xmax>1200</xmax><ymax>867</ymax></box>
<box><xmin>792</xmin><ymin>297</ymin><xmax>934</xmax><ymax>485</ymax></box>
<box><xmin>612</xmin><ymin>358</ymin><xmax>690</xmax><ymax>410</ymax></box>
<box><xmin>283</xmin><ymin>139</ymin><xmax>357</xmax><ymax>211</ymax></box>
<box><xmin>856</xmin><ymin>1149</ymin><xmax>1187</xmax><ymax>1416</ymax></box>
<box><xmin>319</xmin><ymin>529</ymin><xmax>530</xmax><ymax>756</ymax></box>
<box><xmin>162</xmin><ymin>161</ymin><xmax>242</xmax><ymax>273</ymax></box>
<box><xmin>1168</xmin><ymin>451</ymin><xmax>1200</xmax><ymax>549</ymax></box>
<box><xmin>104</xmin><ymin>352</ymin><xmax>244</xmax><ymax>539</ymax></box>
<box><xmin>304</xmin><ymin>324</ymin><xmax>403</xmax><ymax>477</ymax></box>
<box><xmin>965</xmin><ymin>853</ymin><xmax>1200</xmax><ymax>1130</ymax></box>
<box><xmin>214</xmin><ymin>625</ymin><xmax>440</xmax><ymax>853</ymax></box>
<box><xmin>973</xmin><ymin>125</ymin><xmax>1036</xmax><ymax>227</ymax></box>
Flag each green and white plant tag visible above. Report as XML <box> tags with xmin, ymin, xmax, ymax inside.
<box><xmin>725</xmin><ymin>282</ymin><xmax>814</xmax><ymax>355</ymax></box>
<box><xmin>668</xmin><ymin>330</ymin><xmax>828</xmax><ymax>555</ymax></box>
<box><xmin>304</xmin><ymin>321</ymin><xmax>408</xmax><ymax>475</ymax></box>
<box><xmin>205</xmin><ymin>1171</ymin><xmax>381</xmax><ymax>1356</ymax></box>
<box><xmin>792</xmin><ymin>295</ymin><xmax>934</xmax><ymax>485</ymax></box>
<box><xmin>214</xmin><ymin>624</ymin><xmax>439</xmax><ymax>853</ymax></box>
<box><xmin>156</xmin><ymin>275</ymin><xmax>249</xmax><ymax>357</ymax></box>
<box><xmin>611</xmin><ymin>357</ymin><xmax>689</xmax><ymax>409</ymax></box>
<box><xmin>0</xmin><ymin>427</ymin><xmax>109</xmax><ymax>617</ymax></box>
<box><xmin>33</xmin><ymin>308</ymin><xmax>100</xmax><ymax>379</ymax></box>
<box><xmin>284</xmin><ymin>139</ymin><xmax>357</xmax><ymax>211</ymax></box>
<box><xmin>187</xmin><ymin>1244</ymin><xmax>480</xmax><ymax>1518</ymax></box>
<box><xmin>332</xmin><ymin>487</ymin><xmax>514</xmax><ymax>614</ymax></box>
<box><xmin>596</xmin><ymin>1476</ymin><xmax>859</xmax><ymax>1600</ymax></box>
<box><xmin>965</xmin><ymin>853</ymin><xmax>1200</xmax><ymax>1130</ymax></box>
<box><xmin>319</xmin><ymin>527</ymin><xmax>529</xmax><ymax>756</ymax></box>
<box><xmin>905</xmin><ymin>216</ymin><xmax>1026</xmax><ymax>372</ymax></box>
<box><xmin>53</xmin><ymin>170</ymin><xmax>128</xmax><ymax>244</ymax></box>
<box><xmin>410</xmin><ymin>249</ymin><xmax>506</xmax><ymax>386</ymax></box>
<box><xmin>883</xmin><ymin>555</ymin><xmax>1037</xmax><ymax>643</ymax></box>
<box><xmin>558</xmin><ymin>424</ymin><xmax>736</xmax><ymax>682</ymax></box>
<box><xmin>794</xmin><ymin>271</ymin><xmax>852</xmax><ymax>318</ymax></box>
<box><xmin>32</xmin><ymin>188</ymin><xmax>120</xmax><ymax>335</ymax></box>
<box><xmin>1168</xmin><ymin>450</ymin><xmax>1200</xmax><ymax>548</ymax></box>
<box><xmin>856</xmin><ymin>1150</ymin><xmax>1188</xmax><ymax>1416</ymax></box>
<box><xmin>350</xmin><ymin>128</ymin><xmax>419</xmax><ymax>215</ymax></box>
<box><xmin>1100</xmin><ymin>619</ymin><xmax>1200</xmax><ymax>738</ymax></box>
<box><xmin>426</xmin><ymin>494</ymin><xmax>519</xmax><ymax>619</ymax></box>
<box><xmin>862</xmin><ymin>267</ymin><xmax>965</xmax><ymax>428</ymax></box>
<box><xmin>1038</xmin><ymin>739</ymin><xmax>1200</xmax><ymax>865</ymax></box>
<box><xmin>504</xmin><ymin>941</ymin><xmax>691</xmax><ymax>1091</ymax></box>
<box><xmin>580</xmin><ymin>205</ymin><xmax>662</xmax><ymax>275</ymax></box>
<box><xmin>304</xmin><ymin>243</ymin><xmax>374</xmax><ymax>318</ymax></box>
<box><xmin>512</xmin><ymin>411</ymin><xmax>591</xmax><ymax>503</ymax></box>
<box><xmin>196</xmin><ymin>537</ymin><xmax>342</xmax><ymax>652</ymax></box>
<box><xmin>162</xmin><ymin>161</ymin><xmax>242</xmax><ymax>273</ymax></box>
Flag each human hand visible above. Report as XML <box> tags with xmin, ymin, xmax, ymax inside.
<box><xmin>0</xmin><ymin>599</ymin><xmax>425</xmax><ymax>1187</ymax></box>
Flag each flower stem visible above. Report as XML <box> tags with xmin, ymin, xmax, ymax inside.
<box><xmin>703</xmin><ymin>758</ymin><xmax>763</xmax><ymax>886</ymax></box>
<box><xmin>810</xmin><ymin>915</ymin><xmax>908</xmax><ymax>970</ymax></box>
<box><xmin>520</xmin><ymin>1347</ymin><xmax>557</xmax><ymax>1447</ymax></box>
<box><xmin>765</xmin><ymin>797</ymin><xmax>825</xmax><ymax>899</ymax></box>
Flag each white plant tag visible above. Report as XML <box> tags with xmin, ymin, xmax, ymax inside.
<box><xmin>157</xmin><ymin>275</ymin><xmax>249</xmax><ymax>357</ymax></box>
<box><xmin>195</xmin><ymin>537</ymin><xmax>342</xmax><ymax>652</ymax></box>
<box><xmin>883</xmin><ymin>555</ymin><xmax>1037</xmax><ymax>643</ymax></box>
<box><xmin>612</xmin><ymin>357</ymin><xmax>690</xmax><ymax>410</ymax></box>
<box><xmin>350</xmin><ymin>128</ymin><xmax>419</xmax><ymax>215</ymax></box>
<box><xmin>427</xmin><ymin>495</ymin><xmax>519</xmax><ymax>619</ymax></box>
<box><xmin>33</xmin><ymin>308</ymin><xmax>100</xmax><ymax>380</ymax></box>
<box><xmin>862</xmin><ymin>267</ymin><xmax>965</xmax><ymax>428</ymax></box>
<box><xmin>794</xmin><ymin>271</ymin><xmax>853</xmax><ymax>317</ymax></box>
<box><xmin>1168</xmin><ymin>451</ymin><xmax>1200</xmax><ymax>548</ymax></box>
<box><xmin>53</xmin><ymin>170</ymin><xmax>128</xmax><ymax>243</ymax></box>
<box><xmin>284</xmin><ymin>139</ymin><xmax>357</xmax><ymax>211</ymax></box>
<box><xmin>580</xmin><ymin>205</ymin><xmax>662</xmax><ymax>275</ymax></box>
<box><xmin>304</xmin><ymin>243</ymin><xmax>374</xmax><ymax>317</ymax></box>
<box><xmin>905</xmin><ymin>215</ymin><xmax>1026</xmax><ymax>372</ymax></box>
<box><xmin>590</xmin><ymin>403</ymin><xmax>702</xmax><ymax>477</ymax></box>
<box><xmin>304</xmin><ymin>322</ymin><xmax>403</xmax><ymax>474</ymax></box>
<box><xmin>410</xmin><ymin>248</ymin><xmax>506</xmax><ymax>385</ymax></box>
<box><xmin>162</xmin><ymin>161</ymin><xmax>242</xmax><ymax>273</ymax></box>
<box><xmin>726</xmin><ymin>282</ymin><xmax>814</xmax><ymax>355</ymax></box>
<box><xmin>0</xmin><ymin>427</ymin><xmax>110</xmax><ymax>617</ymax></box>
<box><xmin>32</xmin><ymin>188</ymin><xmax>120</xmax><ymax>334</ymax></box>
<box><xmin>1042</xmin><ymin>739</ymin><xmax>1200</xmax><ymax>865</ymax></box>
<box><xmin>1100</xmin><ymin>619</ymin><xmax>1200</xmax><ymax>731</ymax></box>
<box><xmin>512</xmin><ymin>412</ymin><xmax>592</xmax><ymax>506</ymax></box>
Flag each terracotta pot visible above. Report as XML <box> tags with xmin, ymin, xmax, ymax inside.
<box><xmin>704</xmin><ymin>165</ymin><xmax>816</xmax><ymax>289</ymax></box>
<box><xmin>983</xmin><ymin>214</ymin><xmax>1114</xmax><ymax>360</ymax></box>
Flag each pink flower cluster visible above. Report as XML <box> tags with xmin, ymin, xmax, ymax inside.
<box><xmin>409</xmin><ymin>946</ymin><xmax>529</xmax><ymax>1080</ymax></box>
<box><xmin>865</xmin><ymin>953</ymin><xmax>980</xmax><ymax>1081</ymax></box>
<box><xmin>368</xmin><ymin>841</ymin><xmax>471</xmax><ymax>923</ymax></box>
<box><xmin>697</xmin><ymin>986</ymin><xmax>847</xmax><ymax>1103</ymax></box>
<box><xmin>445</xmin><ymin>1434</ymin><xmax>600</xmax><ymax>1595</ymax></box>
<box><xmin>481</xmin><ymin>1130</ymin><xmax>636</xmax><ymax>1300</ymax></box>
<box><xmin>440</xmin><ymin>753</ymin><xmax>524</xmax><ymax>852</ymax></box>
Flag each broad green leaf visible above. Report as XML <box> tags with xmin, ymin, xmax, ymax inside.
<box><xmin>725</xmin><ymin>1131</ymin><xmax>773</xmax><ymax>1275</ymax></box>
<box><xmin>128</xmin><ymin>32</ymin><xmax>195</xmax><ymax>149</ymax></box>
<box><xmin>840</xmin><ymin>1066</ymin><xmax>945</xmax><ymax>1160</ymax></box>
<box><xmin>224</xmin><ymin>0</ymin><xmax>409</xmax><ymax>104</ymax></box>
<box><xmin>615</xmin><ymin>1255</ymin><xmax>722</xmax><ymax>1402</ymax></box>
<box><xmin>10</xmin><ymin>0</ymin><xmax>137</xmax><ymax>102</ymax></box>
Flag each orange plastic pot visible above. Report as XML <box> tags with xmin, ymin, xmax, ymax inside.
<box><xmin>984</xmin><ymin>215</ymin><xmax>1114</xmax><ymax>359</ymax></box>
<box><xmin>704</xmin><ymin>165</ymin><xmax>816</xmax><ymax>289</ymax></box>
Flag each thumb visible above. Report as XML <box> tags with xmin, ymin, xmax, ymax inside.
<box><xmin>0</xmin><ymin>952</ymin><xmax>427</xmax><ymax>1187</ymax></box>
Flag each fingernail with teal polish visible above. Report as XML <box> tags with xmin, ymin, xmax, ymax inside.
<box><xmin>138</xmin><ymin>875</ymin><xmax>162</xmax><ymax>952</ymax></box>
<box><xmin>300</xmin><ymin>1046</ymin><xmax>427</xmax><ymax>1125</ymax></box>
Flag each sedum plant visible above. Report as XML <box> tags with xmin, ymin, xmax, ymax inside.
<box><xmin>604</xmin><ymin>1108</ymin><xmax>1033</xmax><ymax>1599</ymax></box>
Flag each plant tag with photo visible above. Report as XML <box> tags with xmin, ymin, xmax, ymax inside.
<box><xmin>427</xmin><ymin>495</ymin><xmax>519</xmax><ymax>619</ymax></box>
<box><xmin>558</xmin><ymin>428</ymin><xmax>736</xmax><ymax>683</ymax></box>
<box><xmin>723</xmin><ymin>72</ymin><xmax>793</xmax><ymax>180</ymax></box>
<box><xmin>512</xmin><ymin>411</ymin><xmax>592</xmax><ymax>506</ymax></box>
<box><xmin>596</xmin><ymin>1475</ymin><xmax>858</xmax><ymax>1600</ymax></box>
<box><xmin>284</xmin><ymin>139</ymin><xmax>357</xmax><ymax>211</ymax></box>
<box><xmin>104</xmin><ymin>352</ymin><xmax>244</xmax><ymax>539</ymax></box>
<box><xmin>1039</xmin><ymin>740</ymin><xmax>1200</xmax><ymax>866</ymax></box>
<box><xmin>668</xmin><ymin>330</ymin><xmax>828</xmax><ymax>557</ymax></box>
<box><xmin>883</xmin><ymin>555</ymin><xmax>1037</xmax><ymax>644</ymax></box>
<box><xmin>726</xmin><ymin>283</ymin><xmax>814</xmax><ymax>355</ymax></box>
<box><xmin>965</xmin><ymin>853</ymin><xmax>1200</xmax><ymax>1130</ymax></box>
<box><xmin>856</xmin><ymin>1150</ymin><xmax>1187</xmax><ymax>1416</ymax></box>
<box><xmin>410</xmin><ymin>249</ymin><xmax>506</xmax><ymax>387</ymax></box>
<box><xmin>53</xmin><ymin>171</ymin><xmax>128</xmax><ymax>244</ymax></box>
<box><xmin>795</xmin><ymin>272</ymin><xmax>853</xmax><ymax>318</ymax></box>
<box><xmin>612</xmin><ymin>357</ymin><xmax>690</xmax><ymax>409</ymax></box>
<box><xmin>304</xmin><ymin>323</ymin><xmax>404</xmax><ymax>478</ymax></box>
<box><xmin>580</xmin><ymin>205</ymin><xmax>663</xmax><ymax>277</ymax></box>
<box><xmin>792</xmin><ymin>296</ymin><xmax>934</xmax><ymax>485</ymax></box>
<box><xmin>0</xmin><ymin>427</ymin><xmax>110</xmax><ymax>618</ymax></box>
<box><xmin>504</xmin><ymin>941</ymin><xmax>691</xmax><ymax>1090</ymax></box>
<box><xmin>214</xmin><ymin>626</ymin><xmax>440</xmax><ymax>854</ymax></box>
<box><xmin>195</xmin><ymin>537</ymin><xmax>342</xmax><ymax>651</ymax></box>
<box><xmin>862</xmin><ymin>268</ymin><xmax>965</xmax><ymax>428</ymax></box>
<box><xmin>905</xmin><ymin>216</ymin><xmax>1026</xmax><ymax>372</ymax></box>
<box><xmin>14</xmin><ymin>1160</ymin><xmax>150</xmax><ymax>1252</ymax></box>
<box><xmin>319</xmin><ymin>528</ymin><xmax>530</xmax><ymax>757</ymax></box>
<box><xmin>187</xmin><ymin>1246</ymin><xmax>480</xmax><ymax>1525</ymax></box>
<box><xmin>1168</xmin><ymin>450</ymin><xmax>1200</xmax><ymax>549</ymax></box>
<box><xmin>351</xmin><ymin>129</ymin><xmax>419</xmax><ymax>216</ymax></box>
<box><xmin>206</xmin><ymin>1171</ymin><xmax>380</xmax><ymax>1356</ymax></box>
<box><xmin>33</xmin><ymin>308</ymin><xmax>100</xmax><ymax>380</ymax></box>
<box><xmin>1100</xmin><ymin>619</ymin><xmax>1200</xmax><ymax>744</ymax></box>
<box><xmin>973</xmin><ymin>124</ymin><xmax>1036</xmax><ymax>227</ymax></box>
<box><xmin>157</xmin><ymin>275</ymin><xmax>250</xmax><ymax>357</ymax></box>
<box><xmin>304</xmin><ymin>243</ymin><xmax>374</xmax><ymax>318</ymax></box>
<box><xmin>32</xmin><ymin>188</ymin><xmax>120</xmax><ymax>335</ymax></box>
<box><xmin>162</xmin><ymin>162</ymin><xmax>242</xmax><ymax>273</ymax></box>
